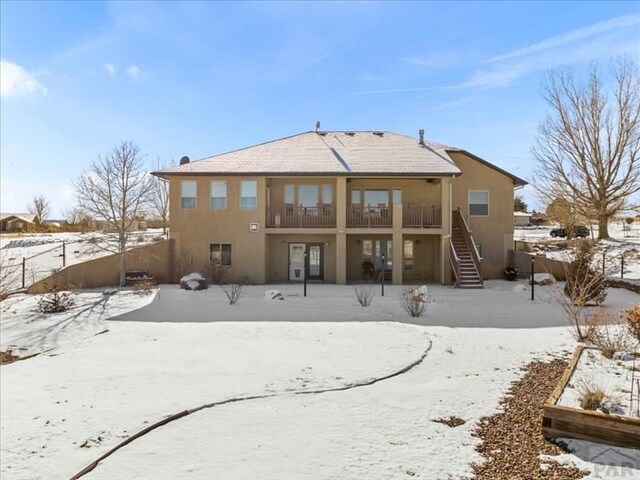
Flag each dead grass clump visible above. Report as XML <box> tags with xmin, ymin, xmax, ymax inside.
<box><xmin>0</xmin><ymin>350</ymin><xmax>21</xmax><ymax>365</ymax></box>
<box><xmin>576</xmin><ymin>381</ymin><xmax>607</xmax><ymax>410</ymax></box>
<box><xmin>134</xmin><ymin>279</ymin><xmax>155</xmax><ymax>295</ymax></box>
<box><xmin>400</xmin><ymin>286</ymin><xmax>430</xmax><ymax>318</ymax></box>
<box><xmin>432</xmin><ymin>416</ymin><xmax>466</xmax><ymax>427</ymax></box>
<box><xmin>624</xmin><ymin>304</ymin><xmax>640</xmax><ymax>342</ymax></box>
<box><xmin>584</xmin><ymin>309</ymin><xmax>633</xmax><ymax>356</ymax></box>
<box><xmin>353</xmin><ymin>283</ymin><xmax>374</xmax><ymax>307</ymax></box>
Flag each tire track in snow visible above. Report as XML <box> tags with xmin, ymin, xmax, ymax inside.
<box><xmin>70</xmin><ymin>337</ymin><xmax>433</xmax><ymax>479</ymax></box>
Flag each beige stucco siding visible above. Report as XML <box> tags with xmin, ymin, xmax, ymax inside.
<box><xmin>169</xmin><ymin>175</ymin><xmax>267</xmax><ymax>283</ymax></box>
<box><xmin>449</xmin><ymin>151</ymin><xmax>515</xmax><ymax>279</ymax></box>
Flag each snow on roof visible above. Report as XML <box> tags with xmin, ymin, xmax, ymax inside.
<box><xmin>156</xmin><ymin>131</ymin><xmax>462</xmax><ymax>176</ymax></box>
<box><xmin>0</xmin><ymin>213</ymin><xmax>36</xmax><ymax>223</ymax></box>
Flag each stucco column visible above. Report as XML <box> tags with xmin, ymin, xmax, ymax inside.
<box><xmin>392</xmin><ymin>200</ymin><xmax>403</xmax><ymax>285</ymax></box>
<box><xmin>336</xmin><ymin>177</ymin><xmax>347</xmax><ymax>284</ymax></box>
<box><xmin>441</xmin><ymin>176</ymin><xmax>453</xmax><ymax>285</ymax></box>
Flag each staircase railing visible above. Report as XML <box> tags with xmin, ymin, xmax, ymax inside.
<box><xmin>449</xmin><ymin>238</ymin><xmax>461</xmax><ymax>287</ymax></box>
<box><xmin>453</xmin><ymin>208</ymin><xmax>483</xmax><ymax>286</ymax></box>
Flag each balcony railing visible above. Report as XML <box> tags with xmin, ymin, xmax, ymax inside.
<box><xmin>403</xmin><ymin>205</ymin><xmax>442</xmax><ymax>228</ymax></box>
<box><xmin>347</xmin><ymin>205</ymin><xmax>392</xmax><ymax>228</ymax></box>
<box><xmin>266</xmin><ymin>205</ymin><xmax>336</xmax><ymax>228</ymax></box>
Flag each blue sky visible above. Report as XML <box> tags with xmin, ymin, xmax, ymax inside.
<box><xmin>1</xmin><ymin>1</ymin><xmax>639</xmax><ymax>217</ymax></box>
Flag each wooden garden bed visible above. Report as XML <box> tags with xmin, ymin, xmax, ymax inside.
<box><xmin>542</xmin><ymin>345</ymin><xmax>640</xmax><ymax>449</ymax></box>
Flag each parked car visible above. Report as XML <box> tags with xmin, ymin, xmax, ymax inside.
<box><xmin>549</xmin><ymin>226</ymin><xmax>590</xmax><ymax>238</ymax></box>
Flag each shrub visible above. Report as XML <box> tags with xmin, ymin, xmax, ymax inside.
<box><xmin>221</xmin><ymin>283</ymin><xmax>245</xmax><ymax>305</ymax></box>
<box><xmin>625</xmin><ymin>304</ymin><xmax>640</xmax><ymax>342</ymax></box>
<box><xmin>503</xmin><ymin>265</ymin><xmax>520</xmax><ymax>281</ymax></box>
<box><xmin>353</xmin><ymin>283</ymin><xmax>374</xmax><ymax>307</ymax></box>
<box><xmin>207</xmin><ymin>260</ymin><xmax>228</xmax><ymax>286</ymax></box>
<box><xmin>37</xmin><ymin>287</ymin><xmax>75</xmax><ymax>313</ymax></box>
<box><xmin>584</xmin><ymin>309</ymin><xmax>633</xmax><ymax>356</ymax></box>
<box><xmin>400</xmin><ymin>286</ymin><xmax>430</xmax><ymax>318</ymax></box>
<box><xmin>577</xmin><ymin>381</ymin><xmax>607</xmax><ymax>411</ymax></box>
<box><xmin>564</xmin><ymin>241</ymin><xmax>607</xmax><ymax>305</ymax></box>
<box><xmin>134</xmin><ymin>280</ymin><xmax>155</xmax><ymax>295</ymax></box>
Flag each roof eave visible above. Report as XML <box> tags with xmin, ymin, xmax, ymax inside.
<box><xmin>449</xmin><ymin>149</ymin><xmax>528</xmax><ymax>187</ymax></box>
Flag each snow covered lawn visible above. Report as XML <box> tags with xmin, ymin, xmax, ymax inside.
<box><xmin>1</xmin><ymin>282</ymin><xmax>638</xmax><ymax>479</ymax></box>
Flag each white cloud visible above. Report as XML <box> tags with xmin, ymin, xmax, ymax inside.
<box><xmin>126</xmin><ymin>65</ymin><xmax>141</xmax><ymax>80</ymax></box>
<box><xmin>0</xmin><ymin>59</ymin><xmax>47</xmax><ymax>98</ymax></box>
<box><xmin>103</xmin><ymin>63</ymin><xmax>116</xmax><ymax>77</ymax></box>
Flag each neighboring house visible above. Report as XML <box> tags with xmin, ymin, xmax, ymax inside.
<box><xmin>514</xmin><ymin>211</ymin><xmax>532</xmax><ymax>226</ymax></box>
<box><xmin>154</xmin><ymin>130</ymin><xmax>526</xmax><ymax>287</ymax></box>
<box><xmin>0</xmin><ymin>213</ymin><xmax>36</xmax><ymax>233</ymax></box>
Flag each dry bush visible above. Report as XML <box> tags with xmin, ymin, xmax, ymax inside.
<box><xmin>576</xmin><ymin>381</ymin><xmax>607</xmax><ymax>410</ymax></box>
<box><xmin>134</xmin><ymin>279</ymin><xmax>155</xmax><ymax>295</ymax></box>
<box><xmin>0</xmin><ymin>252</ymin><xmax>21</xmax><ymax>300</ymax></box>
<box><xmin>353</xmin><ymin>283</ymin><xmax>374</xmax><ymax>307</ymax></box>
<box><xmin>206</xmin><ymin>260</ymin><xmax>228</xmax><ymax>286</ymax></box>
<box><xmin>221</xmin><ymin>283</ymin><xmax>244</xmax><ymax>305</ymax></box>
<box><xmin>564</xmin><ymin>241</ymin><xmax>607</xmax><ymax>305</ymax></box>
<box><xmin>400</xmin><ymin>286</ymin><xmax>430</xmax><ymax>318</ymax></box>
<box><xmin>625</xmin><ymin>304</ymin><xmax>640</xmax><ymax>342</ymax></box>
<box><xmin>37</xmin><ymin>287</ymin><xmax>75</xmax><ymax>313</ymax></box>
<box><xmin>584</xmin><ymin>309</ymin><xmax>633</xmax><ymax>357</ymax></box>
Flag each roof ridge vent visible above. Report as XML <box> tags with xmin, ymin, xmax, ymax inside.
<box><xmin>345</xmin><ymin>132</ymin><xmax>355</xmax><ymax>136</ymax></box>
<box><xmin>372</xmin><ymin>131</ymin><xmax>384</xmax><ymax>137</ymax></box>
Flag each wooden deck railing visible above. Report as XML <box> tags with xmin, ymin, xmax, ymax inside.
<box><xmin>266</xmin><ymin>205</ymin><xmax>336</xmax><ymax>228</ymax></box>
<box><xmin>347</xmin><ymin>206</ymin><xmax>392</xmax><ymax>227</ymax></box>
<box><xmin>403</xmin><ymin>205</ymin><xmax>442</xmax><ymax>228</ymax></box>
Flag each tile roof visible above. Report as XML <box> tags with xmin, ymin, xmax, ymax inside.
<box><xmin>0</xmin><ymin>213</ymin><xmax>36</xmax><ymax>223</ymax></box>
<box><xmin>156</xmin><ymin>131</ymin><xmax>462</xmax><ymax>176</ymax></box>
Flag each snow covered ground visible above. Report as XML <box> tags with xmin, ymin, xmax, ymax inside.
<box><xmin>0</xmin><ymin>230</ymin><xmax>165</xmax><ymax>291</ymax></box>
<box><xmin>1</xmin><ymin>283</ymin><xmax>638</xmax><ymax>480</ymax></box>
<box><xmin>515</xmin><ymin>222</ymin><xmax>640</xmax><ymax>280</ymax></box>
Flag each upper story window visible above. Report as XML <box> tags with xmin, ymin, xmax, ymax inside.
<box><xmin>284</xmin><ymin>184</ymin><xmax>295</xmax><ymax>205</ymax></box>
<box><xmin>181</xmin><ymin>181</ymin><xmax>197</xmax><ymax>209</ymax></box>
<box><xmin>240</xmin><ymin>180</ymin><xmax>257</xmax><ymax>210</ymax></box>
<box><xmin>210</xmin><ymin>181</ymin><xmax>227</xmax><ymax>210</ymax></box>
<box><xmin>351</xmin><ymin>188</ymin><xmax>361</xmax><ymax>205</ymax></box>
<box><xmin>469</xmin><ymin>190</ymin><xmax>489</xmax><ymax>216</ymax></box>
<box><xmin>322</xmin><ymin>184</ymin><xmax>333</xmax><ymax>205</ymax></box>
<box><xmin>298</xmin><ymin>185</ymin><xmax>319</xmax><ymax>207</ymax></box>
<box><xmin>364</xmin><ymin>189</ymin><xmax>389</xmax><ymax>207</ymax></box>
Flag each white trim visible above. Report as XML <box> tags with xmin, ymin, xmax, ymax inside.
<box><xmin>210</xmin><ymin>180</ymin><xmax>227</xmax><ymax>210</ymax></box>
<box><xmin>239</xmin><ymin>180</ymin><xmax>258</xmax><ymax>210</ymax></box>
<box><xmin>468</xmin><ymin>190</ymin><xmax>489</xmax><ymax>217</ymax></box>
<box><xmin>180</xmin><ymin>180</ymin><xmax>197</xmax><ymax>210</ymax></box>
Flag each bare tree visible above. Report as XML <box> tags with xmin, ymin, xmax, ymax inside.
<box><xmin>28</xmin><ymin>195</ymin><xmax>51</xmax><ymax>226</ymax></box>
<box><xmin>533</xmin><ymin>57</ymin><xmax>640</xmax><ymax>239</ymax></box>
<box><xmin>74</xmin><ymin>141</ymin><xmax>154</xmax><ymax>286</ymax></box>
<box><xmin>150</xmin><ymin>159</ymin><xmax>170</xmax><ymax>236</ymax></box>
<box><xmin>0</xmin><ymin>252</ymin><xmax>21</xmax><ymax>299</ymax></box>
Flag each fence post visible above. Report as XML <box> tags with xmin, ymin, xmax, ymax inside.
<box><xmin>621</xmin><ymin>255</ymin><xmax>625</xmax><ymax>279</ymax></box>
<box><xmin>380</xmin><ymin>254</ymin><xmax>386</xmax><ymax>297</ymax></box>
<box><xmin>602</xmin><ymin>251</ymin><xmax>606</xmax><ymax>276</ymax></box>
<box><xmin>303</xmin><ymin>252</ymin><xmax>307</xmax><ymax>297</ymax></box>
<box><xmin>531</xmin><ymin>256</ymin><xmax>535</xmax><ymax>302</ymax></box>
<box><xmin>22</xmin><ymin>257</ymin><xmax>26</xmax><ymax>289</ymax></box>
<box><xmin>62</xmin><ymin>241</ymin><xmax>66</xmax><ymax>267</ymax></box>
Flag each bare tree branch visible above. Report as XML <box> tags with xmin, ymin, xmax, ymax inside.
<box><xmin>28</xmin><ymin>195</ymin><xmax>51</xmax><ymax>226</ymax></box>
<box><xmin>533</xmin><ymin>57</ymin><xmax>640</xmax><ymax>239</ymax></box>
<box><xmin>73</xmin><ymin>141</ymin><xmax>154</xmax><ymax>286</ymax></box>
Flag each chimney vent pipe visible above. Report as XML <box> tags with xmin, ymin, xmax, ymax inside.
<box><xmin>418</xmin><ymin>129</ymin><xmax>425</xmax><ymax>145</ymax></box>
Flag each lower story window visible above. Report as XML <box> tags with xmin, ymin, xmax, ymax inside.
<box><xmin>210</xmin><ymin>243</ymin><xmax>232</xmax><ymax>266</ymax></box>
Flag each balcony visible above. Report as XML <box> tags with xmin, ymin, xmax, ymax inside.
<box><xmin>347</xmin><ymin>205</ymin><xmax>392</xmax><ymax>228</ymax></box>
<box><xmin>266</xmin><ymin>205</ymin><xmax>336</xmax><ymax>228</ymax></box>
<box><xmin>403</xmin><ymin>204</ymin><xmax>442</xmax><ymax>228</ymax></box>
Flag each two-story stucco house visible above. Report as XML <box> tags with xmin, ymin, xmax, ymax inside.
<box><xmin>154</xmin><ymin>130</ymin><xmax>526</xmax><ymax>288</ymax></box>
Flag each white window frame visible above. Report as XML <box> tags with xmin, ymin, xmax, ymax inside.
<box><xmin>240</xmin><ymin>180</ymin><xmax>258</xmax><ymax>210</ymax></box>
<box><xmin>468</xmin><ymin>190</ymin><xmax>489</xmax><ymax>217</ymax></box>
<box><xmin>403</xmin><ymin>239</ymin><xmax>414</xmax><ymax>271</ymax></box>
<box><xmin>181</xmin><ymin>181</ymin><xmax>197</xmax><ymax>210</ymax></box>
<box><xmin>210</xmin><ymin>181</ymin><xmax>227</xmax><ymax>210</ymax></box>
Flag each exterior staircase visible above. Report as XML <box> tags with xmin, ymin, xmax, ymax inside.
<box><xmin>450</xmin><ymin>209</ymin><xmax>483</xmax><ymax>288</ymax></box>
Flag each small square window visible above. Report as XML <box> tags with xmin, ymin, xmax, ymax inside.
<box><xmin>210</xmin><ymin>243</ymin><xmax>232</xmax><ymax>266</ymax></box>
<box><xmin>469</xmin><ymin>190</ymin><xmax>489</xmax><ymax>216</ymax></box>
